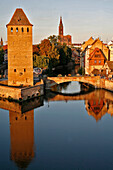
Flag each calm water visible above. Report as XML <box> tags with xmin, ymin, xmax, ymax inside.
<box><xmin>1</xmin><ymin>82</ymin><xmax>113</xmax><ymax>170</ymax></box>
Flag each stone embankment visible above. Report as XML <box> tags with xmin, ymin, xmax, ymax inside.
<box><xmin>0</xmin><ymin>80</ymin><xmax>44</xmax><ymax>102</ymax></box>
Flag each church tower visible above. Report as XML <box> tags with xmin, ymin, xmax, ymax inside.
<box><xmin>59</xmin><ymin>17</ymin><xmax>63</xmax><ymax>36</ymax></box>
<box><xmin>6</xmin><ymin>8</ymin><xmax>33</xmax><ymax>86</ymax></box>
<box><xmin>0</xmin><ymin>37</ymin><xmax>3</xmax><ymax>46</ymax></box>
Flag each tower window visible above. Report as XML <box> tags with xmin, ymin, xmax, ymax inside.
<box><xmin>21</xmin><ymin>27</ymin><xmax>24</xmax><ymax>32</ymax></box>
<box><xmin>15</xmin><ymin>117</ymin><xmax>18</xmax><ymax>120</ymax></box>
<box><xmin>26</xmin><ymin>78</ymin><xmax>28</xmax><ymax>83</ymax></box>
<box><xmin>24</xmin><ymin>68</ymin><xmax>26</xmax><ymax>72</ymax></box>
<box><xmin>14</xmin><ymin>69</ymin><xmax>16</xmax><ymax>72</ymax></box>
<box><xmin>11</xmin><ymin>27</ymin><xmax>13</xmax><ymax>32</ymax></box>
<box><xmin>16</xmin><ymin>27</ymin><xmax>18</xmax><ymax>32</ymax></box>
<box><xmin>27</xmin><ymin>27</ymin><xmax>29</xmax><ymax>32</ymax></box>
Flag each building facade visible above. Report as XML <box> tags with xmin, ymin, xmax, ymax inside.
<box><xmin>7</xmin><ymin>8</ymin><xmax>33</xmax><ymax>86</ymax></box>
<box><xmin>88</xmin><ymin>48</ymin><xmax>107</xmax><ymax>74</ymax></box>
<box><xmin>84</xmin><ymin>38</ymin><xmax>109</xmax><ymax>74</ymax></box>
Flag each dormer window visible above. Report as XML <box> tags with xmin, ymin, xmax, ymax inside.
<box><xmin>21</xmin><ymin>27</ymin><xmax>24</xmax><ymax>32</ymax></box>
<box><xmin>11</xmin><ymin>27</ymin><xmax>13</xmax><ymax>32</ymax></box>
<box><xmin>16</xmin><ymin>27</ymin><xmax>18</xmax><ymax>32</ymax></box>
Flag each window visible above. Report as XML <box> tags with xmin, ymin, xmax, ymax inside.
<box><xmin>11</xmin><ymin>27</ymin><xmax>13</xmax><ymax>32</ymax></box>
<box><xmin>14</xmin><ymin>69</ymin><xmax>16</xmax><ymax>72</ymax></box>
<box><xmin>16</xmin><ymin>27</ymin><xmax>18</xmax><ymax>32</ymax></box>
<box><xmin>15</xmin><ymin>117</ymin><xmax>18</xmax><ymax>120</ymax></box>
<box><xmin>94</xmin><ymin>60</ymin><xmax>97</xmax><ymax>64</ymax></box>
<box><xmin>21</xmin><ymin>27</ymin><xmax>24</xmax><ymax>32</ymax></box>
<box><xmin>26</xmin><ymin>78</ymin><xmax>28</xmax><ymax>83</ymax></box>
<box><xmin>27</xmin><ymin>27</ymin><xmax>29</xmax><ymax>32</ymax></box>
<box><xmin>99</xmin><ymin>60</ymin><xmax>101</xmax><ymax>64</ymax></box>
<box><xmin>24</xmin><ymin>68</ymin><xmax>26</xmax><ymax>72</ymax></box>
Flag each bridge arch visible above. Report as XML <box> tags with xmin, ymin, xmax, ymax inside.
<box><xmin>47</xmin><ymin>76</ymin><xmax>102</xmax><ymax>89</ymax></box>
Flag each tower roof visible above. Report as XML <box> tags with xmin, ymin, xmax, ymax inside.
<box><xmin>6</xmin><ymin>8</ymin><xmax>33</xmax><ymax>27</ymax></box>
<box><xmin>60</xmin><ymin>16</ymin><xmax>63</xmax><ymax>25</ymax></box>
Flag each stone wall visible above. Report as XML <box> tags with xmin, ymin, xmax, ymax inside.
<box><xmin>0</xmin><ymin>84</ymin><xmax>44</xmax><ymax>101</ymax></box>
<box><xmin>0</xmin><ymin>85</ymin><xmax>21</xmax><ymax>100</ymax></box>
<box><xmin>21</xmin><ymin>84</ymin><xmax>44</xmax><ymax>100</ymax></box>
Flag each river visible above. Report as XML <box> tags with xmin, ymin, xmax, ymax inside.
<box><xmin>0</xmin><ymin>82</ymin><xmax>113</xmax><ymax>170</ymax></box>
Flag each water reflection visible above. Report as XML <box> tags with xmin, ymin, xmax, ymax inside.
<box><xmin>10</xmin><ymin>110</ymin><xmax>34</xmax><ymax>169</ymax></box>
<box><xmin>1</xmin><ymin>82</ymin><xmax>113</xmax><ymax>169</ymax></box>
<box><xmin>0</xmin><ymin>97</ymin><xmax>43</xmax><ymax>169</ymax></box>
<box><xmin>47</xmin><ymin>88</ymin><xmax>113</xmax><ymax>121</ymax></box>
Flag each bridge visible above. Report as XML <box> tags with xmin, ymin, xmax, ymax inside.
<box><xmin>47</xmin><ymin>76</ymin><xmax>113</xmax><ymax>92</ymax></box>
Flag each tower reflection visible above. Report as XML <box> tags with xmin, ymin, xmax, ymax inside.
<box><xmin>9</xmin><ymin>110</ymin><xmax>34</xmax><ymax>169</ymax></box>
<box><xmin>0</xmin><ymin>97</ymin><xmax>43</xmax><ymax>169</ymax></box>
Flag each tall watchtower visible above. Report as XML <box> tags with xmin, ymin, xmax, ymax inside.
<box><xmin>6</xmin><ymin>8</ymin><xmax>33</xmax><ymax>86</ymax></box>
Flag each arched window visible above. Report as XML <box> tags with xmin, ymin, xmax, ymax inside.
<box><xmin>21</xmin><ymin>27</ymin><xmax>24</xmax><ymax>32</ymax></box>
<box><xmin>27</xmin><ymin>27</ymin><xmax>29</xmax><ymax>32</ymax></box>
<box><xmin>16</xmin><ymin>27</ymin><xmax>18</xmax><ymax>32</ymax></box>
<box><xmin>11</xmin><ymin>27</ymin><xmax>13</xmax><ymax>32</ymax></box>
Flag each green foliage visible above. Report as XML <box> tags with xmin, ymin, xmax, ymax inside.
<box><xmin>0</xmin><ymin>46</ymin><xmax>4</xmax><ymax>65</ymax></box>
<box><xmin>58</xmin><ymin>44</ymin><xmax>72</xmax><ymax>65</ymax></box>
<box><xmin>48</xmin><ymin>43</ymin><xmax>60</xmax><ymax>68</ymax></box>
<box><xmin>33</xmin><ymin>35</ymin><xmax>72</xmax><ymax>74</ymax></box>
<box><xmin>48</xmin><ymin>35</ymin><xmax>59</xmax><ymax>45</ymax></box>
<box><xmin>33</xmin><ymin>55</ymin><xmax>49</xmax><ymax>69</ymax></box>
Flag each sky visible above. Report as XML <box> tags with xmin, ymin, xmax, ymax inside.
<box><xmin>1</xmin><ymin>0</ymin><xmax>113</xmax><ymax>44</ymax></box>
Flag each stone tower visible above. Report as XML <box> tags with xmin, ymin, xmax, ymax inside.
<box><xmin>59</xmin><ymin>16</ymin><xmax>63</xmax><ymax>36</ymax></box>
<box><xmin>6</xmin><ymin>8</ymin><xmax>33</xmax><ymax>86</ymax></box>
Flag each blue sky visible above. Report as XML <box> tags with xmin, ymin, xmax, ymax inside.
<box><xmin>0</xmin><ymin>0</ymin><xmax>113</xmax><ymax>44</ymax></box>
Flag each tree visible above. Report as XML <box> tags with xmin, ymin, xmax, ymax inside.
<box><xmin>39</xmin><ymin>39</ymin><xmax>51</xmax><ymax>56</ymax></box>
<box><xmin>33</xmin><ymin>54</ymin><xmax>49</xmax><ymax>69</ymax></box>
<box><xmin>33</xmin><ymin>45</ymin><xmax>40</xmax><ymax>55</ymax></box>
<box><xmin>58</xmin><ymin>44</ymin><xmax>72</xmax><ymax>65</ymax></box>
<box><xmin>48</xmin><ymin>43</ymin><xmax>60</xmax><ymax>68</ymax></box>
<box><xmin>48</xmin><ymin>35</ymin><xmax>59</xmax><ymax>46</ymax></box>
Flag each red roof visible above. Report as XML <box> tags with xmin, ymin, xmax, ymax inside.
<box><xmin>6</xmin><ymin>8</ymin><xmax>33</xmax><ymax>27</ymax></box>
<box><xmin>88</xmin><ymin>48</ymin><xmax>106</xmax><ymax>60</ymax></box>
<box><xmin>3</xmin><ymin>45</ymin><xmax>8</xmax><ymax>51</ymax></box>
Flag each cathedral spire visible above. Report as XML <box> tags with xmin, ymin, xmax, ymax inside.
<box><xmin>0</xmin><ymin>37</ymin><xmax>3</xmax><ymax>46</ymax></box>
<box><xmin>60</xmin><ymin>16</ymin><xmax>63</xmax><ymax>25</ymax></box>
<box><xmin>59</xmin><ymin>16</ymin><xmax>63</xmax><ymax>36</ymax></box>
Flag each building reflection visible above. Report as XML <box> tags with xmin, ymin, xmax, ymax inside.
<box><xmin>9</xmin><ymin>110</ymin><xmax>34</xmax><ymax>169</ymax></box>
<box><xmin>47</xmin><ymin>89</ymin><xmax>113</xmax><ymax>121</ymax></box>
<box><xmin>0</xmin><ymin>97</ymin><xmax>43</xmax><ymax>169</ymax></box>
<box><xmin>1</xmin><ymin>87</ymin><xmax>113</xmax><ymax>168</ymax></box>
<box><xmin>84</xmin><ymin>90</ymin><xmax>113</xmax><ymax>121</ymax></box>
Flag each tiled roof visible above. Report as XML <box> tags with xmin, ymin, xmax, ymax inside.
<box><xmin>3</xmin><ymin>45</ymin><xmax>8</xmax><ymax>51</ymax></box>
<box><xmin>106</xmin><ymin>61</ymin><xmax>113</xmax><ymax>70</ymax></box>
<box><xmin>88</xmin><ymin>48</ymin><xmax>107</xmax><ymax>60</ymax></box>
<box><xmin>6</xmin><ymin>8</ymin><xmax>33</xmax><ymax>27</ymax></box>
